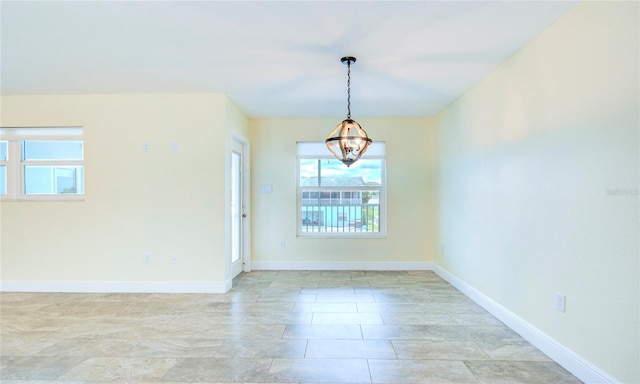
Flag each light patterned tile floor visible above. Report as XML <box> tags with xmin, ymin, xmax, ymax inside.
<box><xmin>0</xmin><ymin>270</ymin><xmax>582</xmax><ymax>383</ymax></box>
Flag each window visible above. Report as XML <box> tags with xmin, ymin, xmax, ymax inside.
<box><xmin>297</xmin><ymin>142</ymin><xmax>385</xmax><ymax>238</ymax></box>
<box><xmin>0</xmin><ymin>127</ymin><xmax>84</xmax><ymax>201</ymax></box>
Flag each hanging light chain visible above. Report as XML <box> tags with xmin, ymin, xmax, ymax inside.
<box><xmin>327</xmin><ymin>56</ymin><xmax>372</xmax><ymax>167</ymax></box>
<box><xmin>346</xmin><ymin>60</ymin><xmax>351</xmax><ymax>119</ymax></box>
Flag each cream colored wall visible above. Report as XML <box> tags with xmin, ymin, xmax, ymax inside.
<box><xmin>434</xmin><ymin>2</ymin><xmax>639</xmax><ymax>382</ymax></box>
<box><xmin>249</xmin><ymin>117</ymin><xmax>437</xmax><ymax>266</ymax></box>
<box><xmin>0</xmin><ymin>94</ymin><xmax>233</xmax><ymax>288</ymax></box>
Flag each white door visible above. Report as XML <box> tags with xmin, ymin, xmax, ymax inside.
<box><xmin>231</xmin><ymin>140</ymin><xmax>244</xmax><ymax>278</ymax></box>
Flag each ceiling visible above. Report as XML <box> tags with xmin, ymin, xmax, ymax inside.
<box><xmin>1</xmin><ymin>1</ymin><xmax>577</xmax><ymax>118</ymax></box>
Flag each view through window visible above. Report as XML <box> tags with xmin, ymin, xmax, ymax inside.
<box><xmin>0</xmin><ymin>127</ymin><xmax>84</xmax><ymax>200</ymax></box>
<box><xmin>297</xmin><ymin>142</ymin><xmax>385</xmax><ymax>237</ymax></box>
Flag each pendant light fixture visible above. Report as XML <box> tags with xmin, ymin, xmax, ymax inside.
<box><xmin>325</xmin><ymin>56</ymin><xmax>372</xmax><ymax>167</ymax></box>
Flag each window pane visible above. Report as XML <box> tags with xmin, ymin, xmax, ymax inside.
<box><xmin>300</xmin><ymin>158</ymin><xmax>382</xmax><ymax>187</ymax></box>
<box><xmin>24</xmin><ymin>166</ymin><xmax>84</xmax><ymax>194</ymax></box>
<box><xmin>24</xmin><ymin>166</ymin><xmax>52</xmax><ymax>193</ymax></box>
<box><xmin>299</xmin><ymin>159</ymin><xmax>319</xmax><ymax>186</ymax></box>
<box><xmin>0</xmin><ymin>165</ymin><xmax>6</xmax><ymax>195</ymax></box>
<box><xmin>298</xmin><ymin>142</ymin><xmax>385</xmax><ymax>237</ymax></box>
<box><xmin>23</xmin><ymin>140</ymin><xmax>83</xmax><ymax>161</ymax></box>
<box><xmin>300</xmin><ymin>188</ymin><xmax>381</xmax><ymax>233</ymax></box>
<box><xmin>0</xmin><ymin>141</ymin><xmax>7</xmax><ymax>161</ymax></box>
<box><xmin>298</xmin><ymin>158</ymin><xmax>383</xmax><ymax>234</ymax></box>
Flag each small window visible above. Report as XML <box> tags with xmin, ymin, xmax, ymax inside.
<box><xmin>0</xmin><ymin>128</ymin><xmax>84</xmax><ymax>201</ymax></box>
<box><xmin>297</xmin><ymin>142</ymin><xmax>385</xmax><ymax>238</ymax></box>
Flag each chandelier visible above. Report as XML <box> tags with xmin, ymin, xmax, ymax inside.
<box><xmin>325</xmin><ymin>56</ymin><xmax>372</xmax><ymax>167</ymax></box>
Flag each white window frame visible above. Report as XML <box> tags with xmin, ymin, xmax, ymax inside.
<box><xmin>0</xmin><ymin>127</ymin><xmax>84</xmax><ymax>202</ymax></box>
<box><xmin>297</xmin><ymin>141</ymin><xmax>386</xmax><ymax>239</ymax></box>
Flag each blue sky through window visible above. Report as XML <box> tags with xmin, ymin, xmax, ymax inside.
<box><xmin>0</xmin><ymin>141</ymin><xmax>7</xmax><ymax>161</ymax></box>
<box><xmin>23</xmin><ymin>141</ymin><xmax>83</xmax><ymax>161</ymax></box>
<box><xmin>300</xmin><ymin>158</ymin><xmax>382</xmax><ymax>185</ymax></box>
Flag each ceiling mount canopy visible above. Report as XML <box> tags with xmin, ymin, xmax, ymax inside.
<box><xmin>325</xmin><ymin>56</ymin><xmax>372</xmax><ymax>167</ymax></box>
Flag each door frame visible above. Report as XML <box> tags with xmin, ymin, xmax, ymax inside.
<box><xmin>231</xmin><ymin>132</ymin><xmax>251</xmax><ymax>275</ymax></box>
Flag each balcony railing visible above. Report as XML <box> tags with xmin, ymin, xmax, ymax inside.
<box><xmin>300</xmin><ymin>203</ymin><xmax>380</xmax><ymax>233</ymax></box>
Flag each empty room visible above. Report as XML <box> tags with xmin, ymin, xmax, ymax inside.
<box><xmin>0</xmin><ymin>1</ymin><xmax>638</xmax><ymax>383</ymax></box>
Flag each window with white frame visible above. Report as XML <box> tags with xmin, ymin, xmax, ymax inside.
<box><xmin>0</xmin><ymin>127</ymin><xmax>84</xmax><ymax>201</ymax></box>
<box><xmin>297</xmin><ymin>141</ymin><xmax>385</xmax><ymax>238</ymax></box>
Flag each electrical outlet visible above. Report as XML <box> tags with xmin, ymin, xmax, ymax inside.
<box><xmin>143</xmin><ymin>254</ymin><xmax>151</xmax><ymax>264</ymax></box>
<box><xmin>279</xmin><ymin>240</ymin><xmax>286</xmax><ymax>249</ymax></box>
<box><xmin>555</xmin><ymin>292</ymin><xmax>566</xmax><ymax>312</ymax></box>
<box><xmin>171</xmin><ymin>255</ymin><xmax>179</xmax><ymax>264</ymax></box>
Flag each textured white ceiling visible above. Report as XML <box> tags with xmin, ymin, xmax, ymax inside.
<box><xmin>1</xmin><ymin>1</ymin><xmax>577</xmax><ymax>118</ymax></box>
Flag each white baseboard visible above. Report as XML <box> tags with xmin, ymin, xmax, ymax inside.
<box><xmin>431</xmin><ymin>264</ymin><xmax>619</xmax><ymax>384</ymax></box>
<box><xmin>251</xmin><ymin>261</ymin><xmax>434</xmax><ymax>271</ymax></box>
<box><xmin>0</xmin><ymin>280</ymin><xmax>228</xmax><ymax>294</ymax></box>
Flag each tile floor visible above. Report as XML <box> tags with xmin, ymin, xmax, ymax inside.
<box><xmin>0</xmin><ymin>270</ymin><xmax>582</xmax><ymax>383</ymax></box>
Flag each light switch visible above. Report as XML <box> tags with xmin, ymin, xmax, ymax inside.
<box><xmin>260</xmin><ymin>184</ymin><xmax>273</xmax><ymax>193</ymax></box>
